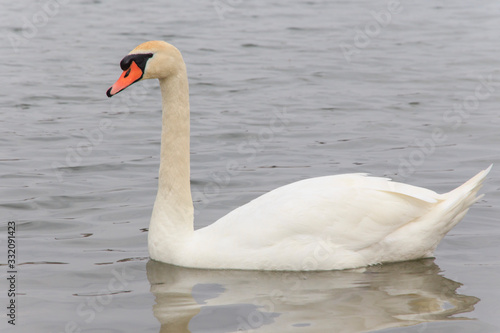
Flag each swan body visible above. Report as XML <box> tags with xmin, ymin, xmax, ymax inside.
<box><xmin>107</xmin><ymin>41</ymin><xmax>491</xmax><ymax>271</ymax></box>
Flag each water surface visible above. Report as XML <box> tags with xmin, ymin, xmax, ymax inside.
<box><xmin>1</xmin><ymin>0</ymin><xmax>500</xmax><ymax>332</ymax></box>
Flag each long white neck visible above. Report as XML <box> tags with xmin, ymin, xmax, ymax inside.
<box><xmin>148</xmin><ymin>66</ymin><xmax>194</xmax><ymax>259</ymax></box>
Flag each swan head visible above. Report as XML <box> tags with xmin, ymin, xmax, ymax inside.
<box><xmin>106</xmin><ymin>41</ymin><xmax>184</xmax><ymax>97</ymax></box>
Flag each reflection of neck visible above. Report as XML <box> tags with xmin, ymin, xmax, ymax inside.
<box><xmin>149</xmin><ymin>70</ymin><xmax>194</xmax><ymax>253</ymax></box>
<box><xmin>147</xmin><ymin>261</ymin><xmax>200</xmax><ymax>333</ymax></box>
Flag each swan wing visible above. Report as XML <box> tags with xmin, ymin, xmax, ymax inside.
<box><xmin>191</xmin><ymin>174</ymin><xmax>441</xmax><ymax>268</ymax></box>
<box><xmin>209</xmin><ymin>174</ymin><xmax>439</xmax><ymax>248</ymax></box>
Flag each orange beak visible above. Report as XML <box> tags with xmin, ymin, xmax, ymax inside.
<box><xmin>106</xmin><ymin>61</ymin><xmax>144</xmax><ymax>97</ymax></box>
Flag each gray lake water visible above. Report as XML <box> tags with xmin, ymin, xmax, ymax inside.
<box><xmin>1</xmin><ymin>0</ymin><xmax>500</xmax><ymax>332</ymax></box>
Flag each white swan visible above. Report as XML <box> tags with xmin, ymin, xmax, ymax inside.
<box><xmin>107</xmin><ymin>41</ymin><xmax>491</xmax><ymax>271</ymax></box>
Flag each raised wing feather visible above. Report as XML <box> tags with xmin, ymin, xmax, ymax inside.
<box><xmin>204</xmin><ymin>174</ymin><xmax>441</xmax><ymax>251</ymax></box>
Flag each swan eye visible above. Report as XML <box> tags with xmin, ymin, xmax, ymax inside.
<box><xmin>120</xmin><ymin>53</ymin><xmax>154</xmax><ymax>71</ymax></box>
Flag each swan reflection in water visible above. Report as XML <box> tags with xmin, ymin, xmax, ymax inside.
<box><xmin>146</xmin><ymin>259</ymin><xmax>478</xmax><ymax>333</ymax></box>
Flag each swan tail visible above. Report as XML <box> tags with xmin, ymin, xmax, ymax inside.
<box><xmin>444</xmin><ymin>164</ymin><xmax>491</xmax><ymax>204</ymax></box>
<box><xmin>438</xmin><ymin>164</ymin><xmax>492</xmax><ymax>233</ymax></box>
